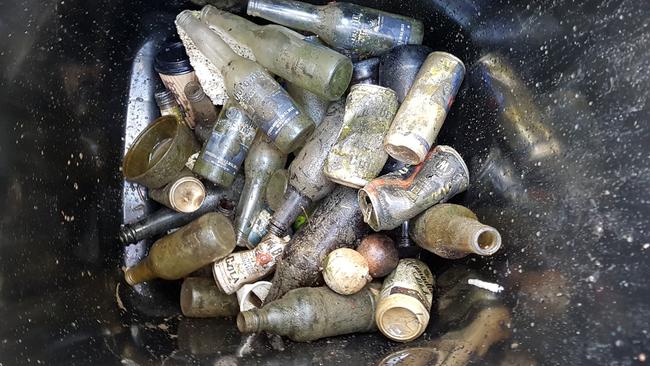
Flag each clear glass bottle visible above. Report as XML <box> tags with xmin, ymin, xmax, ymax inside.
<box><xmin>201</xmin><ymin>6</ymin><xmax>352</xmax><ymax>101</ymax></box>
<box><xmin>234</xmin><ymin>133</ymin><xmax>287</xmax><ymax>247</ymax></box>
<box><xmin>247</xmin><ymin>0</ymin><xmax>424</xmax><ymax>58</ymax></box>
<box><xmin>193</xmin><ymin>99</ymin><xmax>257</xmax><ymax>188</ymax></box>
<box><xmin>176</xmin><ymin>10</ymin><xmax>314</xmax><ymax>154</ymax></box>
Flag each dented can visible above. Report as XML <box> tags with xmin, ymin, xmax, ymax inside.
<box><xmin>212</xmin><ymin>234</ymin><xmax>288</xmax><ymax>294</ymax></box>
<box><xmin>375</xmin><ymin>258</ymin><xmax>434</xmax><ymax>342</ymax></box>
<box><xmin>324</xmin><ymin>84</ymin><xmax>398</xmax><ymax>188</ymax></box>
<box><xmin>359</xmin><ymin>145</ymin><xmax>469</xmax><ymax>231</ymax></box>
<box><xmin>384</xmin><ymin>52</ymin><xmax>465</xmax><ymax>165</ymax></box>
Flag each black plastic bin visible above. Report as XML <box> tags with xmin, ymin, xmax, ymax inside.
<box><xmin>1</xmin><ymin>0</ymin><xmax>648</xmax><ymax>365</ymax></box>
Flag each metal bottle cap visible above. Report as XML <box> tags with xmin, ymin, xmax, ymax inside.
<box><xmin>168</xmin><ymin>176</ymin><xmax>206</xmax><ymax>213</ymax></box>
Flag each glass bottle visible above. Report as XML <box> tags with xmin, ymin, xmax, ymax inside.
<box><xmin>237</xmin><ymin>284</ymin><xmax>380</xmax><ymax>342</ymax></box>
<box><xmin>124</xmin><ymin>212</ymin><xmax>236</xmax><ymax>285</ymax></box>
<box><xmin>180</xmin><ymin>277</ymin><xmax>239</xmax><ymax>318</ymax></box>
<box><xmin>201</xmin><ymin>6</ymin><xmax>352</xmax><ymax>101</ymax></box>
<box><xmin>267</xmin><ymin>101</ymin><xmax>345</xmax><ymax>236</ymax></box>
<box><xmin>184</xmin><ymin>81</ymin><xmax>219</xmax><ymax>143</ymax></box>
<box><xmin>234</xmin><ymin>133</ymin><xmax>287</xmax><ymax>247</ymax></box>
<box><xmin>176</xmin><ymin>11</ymin><xmax>315</xmax><ymax>154</ymax></box>
<box><xmin>193</xmin><ymin>99</ymin><xmax>257</xmax><ymax>188</ymax></box>
<box><xmin>247</xmin><ymin>0</ymin><xmax>424</xmax><ymax>58</ymax></box>
<box><xmin>154</xmin><ymin>89</ymin><xmax>184</xmax><ymax>122</ymax></box>
<box><xmin>410</xmin><ymin>204</ymin><xmax>502</xmax><ymax>259</ymax></box>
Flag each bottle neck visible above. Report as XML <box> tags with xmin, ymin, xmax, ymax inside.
<box><xmin>237</xmin><ymin>309</ymin><xmax>266</xmax><ymax>334</ymax></box>
<box><xmin>201</xmin><ymin>5</ymin><xmax>260</xmax><ymax>46</ymax></box>
<box><xmin>448</xmin><ymin>216</ymin><xmax>502</xmax><ymax>256</ymax></box>
<box><xmin>175</xmin><ymin>10</ymin><xmax>239</xmax><ymax>70</ymax></box>
<box><xmin>247</xmin><ymin>0</ymin><xmax>322</xmax><ymax>33</ymax></box>
<box><xmin>124</xmin><ymin>259</ymin><xmax>157</xmax><ymax>286</ymax></box>
<box><xmin>269</xmin><ymin>185</ymin><xmax>311</xmax><ymax>236</ymax></box>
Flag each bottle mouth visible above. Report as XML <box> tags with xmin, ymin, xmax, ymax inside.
<box><xmin>237</xmin><ymin>311</ymin><xmax>259</xmax><ymax>333</ymax></box>
<box><xmin>358</xmin><ymin>189</ymin><xmax>380</xmax><ymax>231</ymax></box>
<box><xmin>184</xmin><ymin>81</ymin><xmax>206</xmax><ymax>103</ymax></box>
<box><xmin>471</xmin><ymin>227</ymin><xmax>502</xmax><ymax>256</ymax></box>
<box><xmin>246</xmin><ymin>0</ymin><xmax>261</xmax><ymax>16</ymax></box>
<box><xmin>175</xmin><ymin>10</ymin><xmax>196</xmax><ymax>28</ymax></box>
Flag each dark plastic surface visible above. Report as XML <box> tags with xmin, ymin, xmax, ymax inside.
<box><xmin>154</xmin><ymin>39</ymin><xmax>194</xmax><ymax>75</ymax></box>
<box><xmin>0</xmin><ymin>0</ymin><xmax>648</xmax><ymax>365</ymax></box>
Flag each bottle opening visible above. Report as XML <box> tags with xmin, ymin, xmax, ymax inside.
<box><xmin>236</xmin><ymin>311</ymin><xmax>259</xmax><ymax>334</ymax></box>
<box><xmin>473</xmin><ymin>227</ymin><xmax>502</xmax><ymax>255</ymax></box>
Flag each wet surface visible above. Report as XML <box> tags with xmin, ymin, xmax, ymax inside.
<box><xmin>0</xmin><ymin>0</ymin><xmax>648</xmax><ymax>365</ymax></box>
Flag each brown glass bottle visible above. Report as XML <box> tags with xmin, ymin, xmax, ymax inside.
<box><xmin>237</xmin><ymin>284</ymin><xmax>380</xmax><ymax>342</ymax></box>
<box><xmin>124</xmin><ymin>212</ymin><xmax>236</xmax><ymax>285</ymax></box>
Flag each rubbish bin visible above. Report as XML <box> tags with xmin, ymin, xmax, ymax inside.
<box><xmin>1</xmin><ymin>0</ymin><xmax>647</xmax><ymax>364</ymax></box>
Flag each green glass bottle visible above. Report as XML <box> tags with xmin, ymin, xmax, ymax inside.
<box><xmin>237</xmin><ymin>284</ymin><xmax>380</xmax><ymax>342</ymax></box>
<box><xmin>201</xmin><ymin>6</ymin><xmax>352</xmax><ymax>101</ymax></box>
<box><xmin>124</xmin><ymin>212</ymin><xmax>236</xmax><ymax>286</ymax></box>
<box><xmin>176</xmin><ymin>10</ymin><xmax>314</xmax><ymax>154</ymax></box>
<box><xmin>247</xmin><ymin>0</ymin><xmax>424</xmax><ymax>58</ymax></box>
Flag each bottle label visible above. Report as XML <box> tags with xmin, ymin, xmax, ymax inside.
<box><xmin>213</xmin><ymin>235</ymin><xmax>288</xmax><ymax>294</ymax></box>
<box><xmin>380</xmin><ymin>259</ymin><xmax>434</xmax><ymax>309</ymax></box>
<box><xmin>378</xmin><ymin>15</ymin><xmax>412</xmax><ymax>46</ymax></box>
<box><xmin>200</xmin><ymin>106</ymin><xmax>256</xmax><ymax>176</ymax></box>
<box><xmin>349</xmin><ymin>12</ymin><xmax>413</xmax><ymax>49</ymax></box>
<box><xmin>247</xmin><ymin>208</ymin><xmax>273</xmax><ymax>247</ymax></box>
<box><xmin>233</xmin><ymin>71</ymin><xmax>300</xmax><ymax>140</ymax></box>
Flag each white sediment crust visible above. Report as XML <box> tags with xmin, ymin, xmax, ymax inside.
<box><xmin>175</xmin><ymin>11</ymin><xmax>256</xmax><ymax>105</ymax></box>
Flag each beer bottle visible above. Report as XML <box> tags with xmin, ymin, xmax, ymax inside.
<box><xmin>410</xmin><ymin>204</ymin><xmax>502</xmax><ymax>259</ymax></box>
<box><xmin>237</xmin><ymin>284</ymin><xmax>380</xmax><ymax>342</ymax></box>
<box><xmin>176</xmin><ymin>10</ymin><xmax>314</xmax><ymax>154</ymax></box>
<box><xmin>124</xmin><ymin>212</ymin><xmax>236</xmax><ymax>285</ymax></box>
<box><xmin>184</xmin><ymin>81</ymin><xmax>219</xmax><ymax>143</ymax></box>
<box><xmin>201</xmin><ymin>6</ymin><xmax>352</xmax><ymax>101</ymax></box>
<box><xmin>247</xmin><ymin>0</ymin><xmax>424</xmax><ymax>58</ymax></box>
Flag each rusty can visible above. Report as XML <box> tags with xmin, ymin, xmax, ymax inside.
<box><xmin>384</xmin><ymin>52</ymin><xmax>465</xmax><ymax>165</ymax></box>
<box><xmin>359</xmin><ymin>145</ymin><xmax>469</xmax><ymax>231</ymax></box>
<box><xmin>324</xmin><ymin>84</ymin><xmax>398</xmax><ymax>188</ymax></box>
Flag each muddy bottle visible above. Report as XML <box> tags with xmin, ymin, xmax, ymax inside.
<box><xmin>284</xmin><ymin>35</ymin><xmax>333</xmax><ymax>126</ymax></box>
<box><xmin>237</xmin><ymin>284</ymin><xmax>380</xmax><ymax>342</ymax></box>
<box><xmin>410</xmin><ymin>204</ymin><xmax>502</xmax><ymax>259</ymax></box>
<box><xmin>266</xmin><ymin>186</ymin><xmax>368</xmax><ymax>303</ymax></box>
<box><xmin>180</xmin><ymin>277</ymin><xmax>239</xmax><ymax>318</ymax></box>
<box><xmin>246</xmin><ymin>168</ymin><xmax>290</xmax><ymax>246</ymax></box>
<box><xmin>384</xmin><ymin>52</ymin><xmax>465</xmax><ymax>165</ymax></box>
<box><xmin>124</xmin><ymin>212</ymin><xmax>236</xmax><ymax>285</ymax></box>
<box><xmin>234</xmin><ymin>134</ymin><xmax>287</xmax><ymax>247</ymax></box>
<box><xmin>184</xmin><ymin>81</ymin><xmax>219</xmax><ymax>143</ymax></box>
<box><xmin>351</xmin><ymin>57</ymin><xmax>379</xmax><ymax>85</ymax></box>
<box><xmin>213</xmin><ymin>234</ymin><xmax>288</xmax><ymax>295</ymax></box>
<box><xmin>148</xmin><ymin>168</ymin><xmax>206</xmax><ymax>213</ymax></box>
<box><xmin>267</xmin><ymin>101</ymin><xmax>345</xmax><ymax>236</ymax></box>
<box><xmin>118</xmin><ymin>181</ymin><xmax>241</xmax><ymax>245</ymax></box>
<box><xmin>176</xmin><ymin>11</ymin><xmax>314</xmax><ymax>154</ymax></box>
<box><xmin>359</xmin><ymin>145</ymin><xmax>470</xmax><ymax>231</ymax></box>
<box><xmin>379</xmin><ymin>45</ymin><xmax>433</xmax><ymax>103</ymax></box>
<box><xmin>375</xmin><ymin>258</ymin><xmax>434</xmax><ymax>342</ymax></box>
<box><xmin>201</xmin><ymin>6</ymin><xmax>352</xmax><ymax>101</ymax></box>
<box><xmin>247</xmin><ymin>0</ymin><xmax>424</xmax><ymax>58</ymax></box>
<box><xmin>193</xmin><ymin>99</ymin><xmax>257</xmax><ymax>188</ymax></box>
<box><xmin>377</xmin><ymin>306</ymin><xmax>512</xmax><ymax>366</ymax></box>
<box><xmin>324</xmin><ymin>84</ymin><xmax>398</xmax><ymax>188</ymax></box>
<box><xmin>154</xmin><ymin>89</ymin><xmax>184</xmax><ymax>122</ymax></box>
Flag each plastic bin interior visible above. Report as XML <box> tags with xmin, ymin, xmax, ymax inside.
<box><xmin>1</xmin><ymin>0</ymin><xmax>648</xmax><ymax>365</ymax></box>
